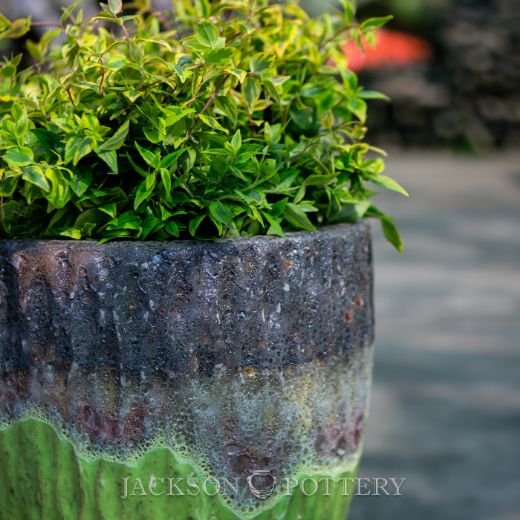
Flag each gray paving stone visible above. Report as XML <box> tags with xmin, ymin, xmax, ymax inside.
<box><xmin>350</xmin><ymin>151</ymin><xmax>520</xmax><ymax>520</ymax></box>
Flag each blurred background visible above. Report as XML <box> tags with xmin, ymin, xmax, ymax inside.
<box><xmin>304</xmin><ymin>0</ymin><xmax>520</xmax><ymax>150</ymax></box>
<box><xmin>1</xmin><ymin>1</ymin><xmax>519</xmax><ymax>519</ymax></box>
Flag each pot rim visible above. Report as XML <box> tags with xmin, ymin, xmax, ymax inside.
<box><xmin>0</xmin><ymin>221</ymin><xmax>369</xmax><ymax>247</ymax></box>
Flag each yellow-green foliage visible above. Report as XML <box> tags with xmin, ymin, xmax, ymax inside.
<box><xmin>0</xmin><ymin>0</ymin><xmax>405</xmax><ymax>249</ymax></box>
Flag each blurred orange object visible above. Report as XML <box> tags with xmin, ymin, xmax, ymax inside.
<box><xmin>342</xmin><ymin>29</ymin><xmax>433</xmax><ymax>71</ymax></box>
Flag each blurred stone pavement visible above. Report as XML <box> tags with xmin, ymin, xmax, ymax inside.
<box><xmin>349</xmin><ymin>151</ymin><xmax>520</xmax><ymax>520</ymax></box>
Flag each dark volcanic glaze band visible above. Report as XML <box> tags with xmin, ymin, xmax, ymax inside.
<box><xmin>0</xmin><ymin>222</ymin><xmax>373</xmax><ymax>373</ymax></box>
<box><xmin>0</xmin><ymin>222</ymin><xmax>374</xmax><ymax>517</ymax></box>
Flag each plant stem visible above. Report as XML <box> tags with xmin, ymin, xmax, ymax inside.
<box><xmin>187</xmin><ymin>73</ymin><xmax>230</xmax><ymax>138</ymax></box>
<box><xmin>31</xmin><ymin>21</ymin><xmax>65</xmax><ymax>28</ymax></box>
<box><xmin>120</xmin><ymin>20</ymin><xmax>130</xmax><ymax>43</ymax></box>
<box><xmin>319</xmin><ymin>23</ymin><xmax>358</xmax><ymax>52</ymax></box>
<box><xmin>65</xmin><ymin>87</ymin><xmax>76</xmax><ymax>107</ymax></box>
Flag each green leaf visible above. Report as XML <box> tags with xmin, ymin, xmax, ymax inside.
<box><xmin>45</xmin><ymin>167</ymin><xmax>71</xmax><ymax>209</ymax></box>
<box><xmin>134</xmin><ymin>174</ymin><xmax>155</xmax><ymax>210</ymax></box>
<box><xmin>250</xmin><ymin>54</ymin><xmax>273</xmax><ymax>75</ymax></box>
<box><xmin>197</xmin><ymin>22</ymin><xmax>224</xmax><ymax>49</ymax></box>
<box><xmin>60</xmin><ymin>0</ymin><xmax>84</xmax><ymax>23</ymax></box>
<box><xmin>339</xmin><ymin>0</ymin><xmax>356</xmax><ymax>26</ymax></box>
<box><xmin>74</xmin><ymin>208</ymin><xmax>107</xmax><ymax>230</ymax></box>
<box><xmin>31</xmin><ymin>128</ymin><xmax>58</xmax><ymax>156</ymax></box>
<box><xmin>358</xmin><ymin>90</ymin><xmax>390</xmax><ymax>101</ymax></box>
<box><xmin>290</xmin><ymin>107</ymin><xmax>314</xmax><ymax>131</ymax></box>
<box><xmin>0</xmin><ymin>174</ymin><xmax>19</xmax><ymax>197</ymax></box>
<box><xmin>214</xmin><ymin>96</ymin><xmax>238</xmax><ymax>126</ymax></box>
<box><xmin>69</xmin><ymin>168</ymin><xmax>92</xmax><ymax>197</ymax></box>
<box><xmin>99</xmin><ymin>202</ymin><xmax>117</xmax><ymax>219</ymax></box>
<box><xmin>160</xmin><ymin>168</ymin><xmax>172</xmax><ymax>197</ymax></box>
<box><xmin>199</xmin><ymin>114</ymin><xmax>229</xmax><ymax>134</ymax></box>
<box><xmin>146</xmin><ymin>172</ymin><xmax>155</xmax><ymax>191</ymax></box>
<box><xmin>331</xmin><ymin>201</ymin><xmax>371</xmax><ymax>223</ymax></box>
<box><xmin>229</xmin><ymin>129</ymin><xmax>242</xmax><ymax>153</ymax></box>
<box><xmin>381</xmin><ymin>215</ymin><xmax>403</xmax><ymax>253</ymax></box>
<box><xmin>360</xmin><ymin>16</ymin><xmax>393</xmax><ymax>32</ymax></box>
<box><xmin>106</xmin><ymin>211</ymin><xmax>141</xmax><ymax>231</ymax></box>
<box><xmin>143</xmin><ymin>126</ymin><xmax>162</xmax><ymax>144</ymax></box>
<box><xmin>162</xmin><ymin>107</ymin><xmax>195</xmax><ymax>127</ymax></box>
<box><xmin>135</xmin><ymin>143</ymin><xmax>160</xmax><ymax>169</ymax></box>
<box><xmin>98</xmin><ymin>231</ymin><xmax>133</xmax><ymax>244</ymax></box>
<box><xmin>243</xmin><ymin>77</ymin><xmax>261</xmax><ymax>113</ymax></box>
<box><xmin>97</xmin><ymin>120</ymin><xmax>129</xmax><ymax>152</ymax></box>
<box><xmin>264</xmin><ymin>122</ymin><xmax>281</xmax><ymax>145</ymax></box>
<box><xmin>346</xmin><ymin>98</ymin><xmax>367</xmax><ymax>121</ymax></box>
<box><xmin>60</xmin><ymin>228</ymin><xmax>82</xmax><ymax>239</ymax></box>
<box><xmin>64</xmin><ymin>136</ymin><xmax>92</xmax><ymax>166</ymax></box>
<box><xmin>108</xmin><ymin>0</ymin><xmax>123</xmax><ymax>15</ymax></box>
<box><xmin>189</xmin><ymin>214</ymin><xmax>205</xmax><ymax>237</ymax></box>
<box><xmin>304</xmin><ymin>173</ymin><xmax>337</xmax><ymax>187</ymax></box>
<box><xmin>271</xmin><ymin>198</ymin><xmax>288</xmax><ymax>218</ymax></box>
<box><xmin>294</xmin><ymin>184</ymin><xmax>306</xmax><ymax>204</ymax></box>
<box><xmin>141</xmin><ymin>215</ymin><xmax>162</xmax><ymax>238</ymax></box>
<box><xmin>369</xmin><ymin>175</ymin><xmax>409</xmax><ymax>197</ymax></box>
<box><xmin>160</xmin><ymin>148</ymin><xmax>186</xmax><ymax>169</ymax></box>
<box><xmin>264</xmin><ymin>213</ymin><xmax>284</xmax><ymax>237</ymax></box>
<box><xmin>284</xmin><ymin>203</ymin><xmax>316</xmax><ymax>232</ymax></box>
<box><xmin>0</xmin><ymin>17</ymin><xmax>31</xmax><ymax>41</ymax></box>
<box><xmin>100</xmin><ymin>0</ymin><xmax>122</xmax><ymax>16</ymax></box>
<box><xmin>186</xmin><ymin>22</ymin><xmax>225</xmax><ymax>51</ymax></box>
<box><xmin>22</xmin><ymin>165</ymin><xmax>50</xmax><ymax>192</ymax></box>
<box><xmin>97</xmin><ymin>150</ymin><xmax>118</xmax><ymax>173</ymax></box>
<box><xmin>205</xmin><ymin>48</ymin><xmax>233</xmax><ymax>64</ymax></box>
<box><xmin>12</xmin><ymin>103</ymin><xmax>29</xmax><ymax>139</ymax></box>
<box><xmin>209</xmin><ymin>200</ymin><xmax>233</xmax><ymax>225</ymax></box>
<box><xmin>2</xmin><ymin>147</ymin><xmax>33</xmax><ymax>167</ymax></box>
<box><xmin>268</xmin><ymin>75</ymin><xmax>290</xmax><ymax>87</ymax></box>
<box><xmin>367</xmin><ymin>205</ymin><xmax>403</xmax><ymax>253</ymax></box>
<box><xmin>165</xmin><ymin>220</ymin><xmax>180</xmax><ymax>237</ymax></box>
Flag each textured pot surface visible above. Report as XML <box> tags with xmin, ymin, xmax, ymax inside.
<box><xmin>0</xmin><ymin>222</ymin><xmax>374</xmax><ymax>519</ymax></box>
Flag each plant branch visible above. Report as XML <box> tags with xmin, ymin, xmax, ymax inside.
<box><xmin>319</xmin><ymin>23</ymin><xmax>358</xmax><ymax>52</ymax></box>
<box><xmin>30</xmin><ymin>21</ymin><xmax>65</xmax><ymax>29</ymax></box>
<box><xmin>65</xmin><ymin>86</ymin><xmax>76</xmax><ymax>107</ymax></box>
<box><xmin>187</xmin><ymin>77</ymin><xmax>205</xmax><ymax>108</ymax></box>
<box><xmin>119</xmin><ymin>20</ymin><xmax>130</xmax><ymax>42</ymax></box>
<box><xmin>187</xmin><ymin>73</ymin><xmax>230</xmax><ymax>138</ymax></box>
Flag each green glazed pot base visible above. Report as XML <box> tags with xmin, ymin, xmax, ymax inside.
<box><xmin>0</xmin><ymin>418</ymin><xmax>358</xmax><ymax>520</ymax></box>
<box><xmin>0</xmin><ymin>347</ymin><xmax>372</xmax><ymax>519</ymax></box>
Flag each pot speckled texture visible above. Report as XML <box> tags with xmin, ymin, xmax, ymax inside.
<box><xmin>0</xmin><ymin>222</ymin><xmax>374</xmax><ymax>518</ymax></box>
<box><xmin>0</xmin><ymin>222</ymin><xmax>373</xmax><ymax>375</ymax></box>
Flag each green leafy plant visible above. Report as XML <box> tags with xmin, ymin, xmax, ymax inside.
<box><xmin>0</xmin><ymin>0</ymin><xmax>406</xmax><ymax>250</ymax></box>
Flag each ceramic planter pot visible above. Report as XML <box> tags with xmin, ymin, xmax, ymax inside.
<box><xmin>0</xmin><ymin>222</ymin><xmax>374</xmax><ymax>519</ymax></box>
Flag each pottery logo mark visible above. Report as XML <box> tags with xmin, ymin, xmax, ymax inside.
<box><xmin>247</xmin><ymin>470</ymin><xmax>277</xmax><ymax>500</ymax></box>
